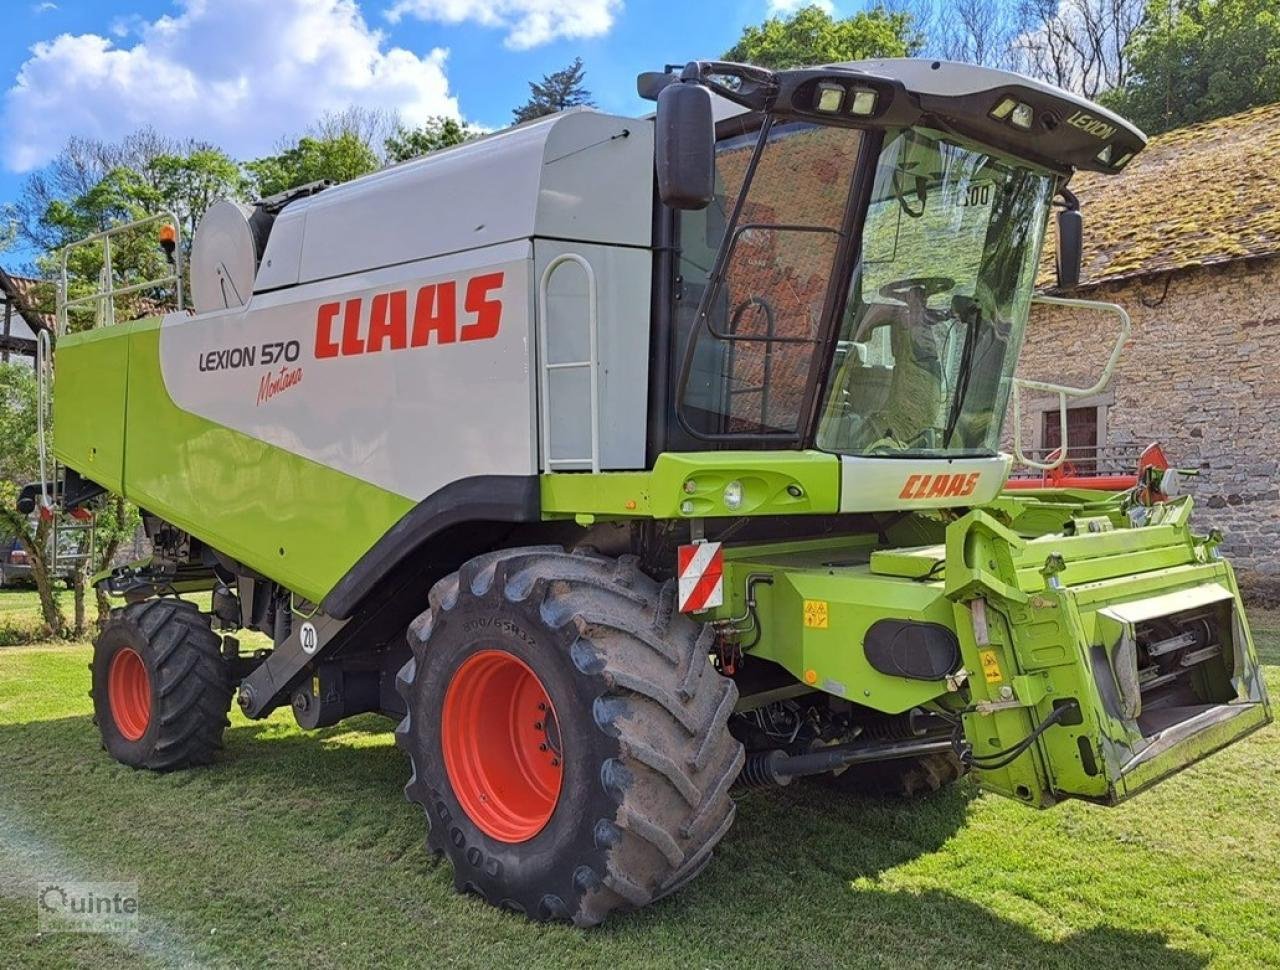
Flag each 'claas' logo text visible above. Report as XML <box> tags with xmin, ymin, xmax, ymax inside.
<box><xmin>314</xmin><ymin>272</ymin><xmax>504</xmax><ymax>359</ymax></box>
<box><xmin>899</xmin><ymin>472</ymin><xmax>981</xmax><ymax>501</ymax></box>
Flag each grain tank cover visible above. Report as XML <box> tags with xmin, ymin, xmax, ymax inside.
<box><xmin>190</xmin><ymin>200</ymin><xmax>265</xmax><ymax>313</ymax></box>
<box><xmin>252</xmin><ymin>109</ymin><xmax>654</xmax><ymax>293</ymax></box>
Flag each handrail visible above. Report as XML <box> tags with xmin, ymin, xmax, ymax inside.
<box><xmin>1012</xmin><ymin>295</ymin><xmax>1131</xmax><ymax>472</ymax></box>
<box><xmin>35</xmin><ymin>328</ymin><xmax>53</xmax><ymax>511</ymax></box>
<box><xmin>538</xmin><ymin>253</ymin><xmax>600</xmax><ymax>473</ymax></box>
<box><xmin>56</xmin><ymin>210</ymin><xmax>184</xmax><ymax>335</ymax></box>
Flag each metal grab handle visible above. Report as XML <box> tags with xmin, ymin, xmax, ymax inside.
<box><xmin>35</xmin><ymin>328</ymin><xmax>53</xmax><ymax>510</ymax></box>
<box><xmin>537</xmin><ymin>253</ymin><xmax>600</xmax><ymax>473</ymax></box>
<box><xmin>1012</xmin><ymin>295</ymin><xmax>1131</xmax><ymax>472</ymax></box>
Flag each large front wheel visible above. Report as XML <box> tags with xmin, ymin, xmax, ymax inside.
<box><xmin>395</xmin><ymin>547</ymin><xmax>743</xmax><ymax>926</ymax></box>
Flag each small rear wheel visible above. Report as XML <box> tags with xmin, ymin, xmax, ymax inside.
<box><xmin>92</xmin><ymin>599</ymin><xmax>233</xmax><ymax>770</ymax></box>
<box><xmin>396</xmin><ymin>547</ymin><xmax>743</xmax><ymax>926</ymax></box>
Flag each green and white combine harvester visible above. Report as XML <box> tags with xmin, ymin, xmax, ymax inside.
<box><xmin>29</xmin><ymin>58</ymin><xmax>1271</xmax><ymax>925</ymax></box>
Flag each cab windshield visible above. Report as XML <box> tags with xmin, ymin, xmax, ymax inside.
<box><xmin>816</xmin><ymin>129</ymin><xmax>1054</xmax><ymax>457</ymax></box>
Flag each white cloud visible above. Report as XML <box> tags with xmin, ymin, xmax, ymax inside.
<box><xmin>32</xmin><ymin>2</ymin><xmax>58</xmax><ymax>12</ymax></box>
<box><xmin>766</xmin><ymin>0</ymin><xmax>833</xmax><ymax>13</ymax></box>
<box><xmin>3</xmin><ymin>0</ymin><xmax>461</xmax><ymax>172</ymax></box>
<box><xmin>385</xmin><ymin>0</ymin><xmax>620</xmax><ymax>50</ymax></box>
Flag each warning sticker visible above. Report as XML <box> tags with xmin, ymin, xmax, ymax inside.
<box><xmin>803</xmin><ymin>600</ymin><xmax>829</xmax><ymax>629</ymax></box>
<box><xmin>979</xmin><ymin>649</ymin><xmax>1004</xmax><ymax>684</ymax></box>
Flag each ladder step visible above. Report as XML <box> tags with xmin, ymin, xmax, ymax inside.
<box><xmin>545</xmin><ymin>361</ymin><xmax>593</xmax><ymax>370</ymax></box>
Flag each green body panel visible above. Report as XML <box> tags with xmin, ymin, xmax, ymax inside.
<box><xmin>719</xmin><ymin>536</ymin><xmax>962</xmax><ymax>715</ymax></box>
<box><xmin>539</xmin><ymin>451</ymin><xmax>840</xmax><ymax>521</ymax></box>
<box><xmin>51</xmin><ymin>325</ymin><xmax>131</xmax><ymax>493</ymax></box>
<box><xmin>55</xmin><ymin>319</ymin><xmax>413</xmax><ymax>604</ymax></box>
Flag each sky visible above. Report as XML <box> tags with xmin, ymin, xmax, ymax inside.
<box><xmin>0</xmin><ymin>0</ymin><xmax>861</xmax><ymax>263</ymax></box>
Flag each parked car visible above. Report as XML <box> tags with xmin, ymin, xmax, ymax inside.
<box><xmin>0</xmin><ymin>539</ymin><xmax>34</xmax><ymax>587</ymax></box>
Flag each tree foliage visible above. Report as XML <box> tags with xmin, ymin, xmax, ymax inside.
<box><xmin>244</xmin><ymin>133</ymin><xmax>381</xmax><ymax>198</ymax></box>
<box><xmin>1103</xmin><ymin>0</ymin><xmax>1280</xmax><ymax>133</ymax></box>
<box><xmin>385</xmin><ymin>117</ymin><xmax>480</xmax><ymax>163</ymax></box>
<box><xmin>512</xmin><ymin>58</ymin><xmax>594</xmax><ymax>124</ymax></box>
<box><xmin>723</xmin><ymin>4</ymin><xmax>920</xmax><ymax>69</ymax></box>
<box><xmin>0</xmin><ymin>362</ymin><xmax>64</xmax><ymax>635</ymax></box>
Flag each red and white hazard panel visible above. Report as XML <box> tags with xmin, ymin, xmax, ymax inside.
<box><xmin>677</xmin><ymin>541</ymin><xmax>724</xmax><ymax>613</ymax></box>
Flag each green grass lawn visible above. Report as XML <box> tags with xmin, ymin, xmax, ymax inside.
<box><xmin>1</xmin><ymin>598</ymin><xmax>1277</xmax><ymax>969</ymax></box>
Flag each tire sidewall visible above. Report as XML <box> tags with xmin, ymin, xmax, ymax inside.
<box><xmin>414</xmin><ymin>591</ymin><xmax>620</xmax><ymax>910</ymax></box>
<box><xmin>92</xmin><ymin>617</ymin><xmax>160</xmax><ymax>767</ymax></box>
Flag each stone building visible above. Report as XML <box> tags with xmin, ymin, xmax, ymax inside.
<box><xmin>1016</xmin><ymin>101</ymin><xmax>1280</xmax><ymax>599</ymax></box>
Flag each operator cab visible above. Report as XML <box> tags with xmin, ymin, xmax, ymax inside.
<box><xmin>642</xmin><ymin>59</ymin><xmax>1145</xmax><ymax>466</ymax></box>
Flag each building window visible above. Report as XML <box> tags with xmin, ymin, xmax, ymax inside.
<box><xmin>1042</xmin><ymin>406</ymin><xmax>1100</xmax><ymax>472</ymax></box>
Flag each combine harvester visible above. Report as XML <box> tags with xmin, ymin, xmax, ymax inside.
<box><xmin>29</xmin><ymin>58</ymin><xmax>1270</xmax><ymax>925</ymax></box>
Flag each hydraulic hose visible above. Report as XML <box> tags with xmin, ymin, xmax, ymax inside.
<box><xmin>957</xmin><ymin>701</ymin><xmax>1079</xmax><ymax>771</ymax></box>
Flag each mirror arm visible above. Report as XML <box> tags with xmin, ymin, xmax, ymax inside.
<box><xmin>678</xmin><ymin>60</ymin><xmax>780</xmax><ymax>112</ymax></box>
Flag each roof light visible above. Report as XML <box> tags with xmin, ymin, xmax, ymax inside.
<box><xmin>814</xmin><ymin>82</ymin><xmax>844</xmax><ymax>114</ymax></box>
<box><xmin>1010</xmin><ymin>102</ymin><xmax>1035</xmax><ymax>130</ymax></box>
<box><xmin>1113</xmin><ymin>151</ymin><xmax>1134</xmax><ymax>169</ymax></box>
<box><xmin>990</xmin><ymin>97</ymin><xmax>1018</xmax><ymax>120</ymax></box>
<box><xmin>848</xmin><ymin>88</ymin><xmax>878</xmax><ymax>116</ymax></box>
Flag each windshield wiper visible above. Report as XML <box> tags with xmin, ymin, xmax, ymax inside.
<box><xmin>943</xmin><ymin>305</ymin><xmax>982</xmax><ymax>447</ymax></box>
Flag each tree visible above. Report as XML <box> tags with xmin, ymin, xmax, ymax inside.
<box><xmin>512</xmin><ymin>58</ymin><xmax>594</xmax><ymax>124</ymax></box>
<box><xmin>244</xmin><ymin>133</ymin><xmax>381</xmax><ymax>199</ymax></box>
<box><xmin>1014</xmin><ymin>0</ymin><xmax>1147</xmax><ymax>100</ymax></box>
<box><xmin>385</xmin><ymin>117</ymin><xmax>480</xmax><ymax>163</ymax></box>
<box><xmin>723</xmin><ymin>4</ymin><xmax>920</xmax><ymax>69</ymax></box>
<box><xmin>0</xmin><ymin>363</ymin><xmax>64</xmax><ymax>636</ymax></box>
<box><xmin>1103</xmin><ymin>0</ymin><xmax>1280</xmax><ymax>134</ymax></box>
<box><xmin>930</xmin><ymin>0</ymin><xmax>1025</xmax><ymax>69</ymax></box>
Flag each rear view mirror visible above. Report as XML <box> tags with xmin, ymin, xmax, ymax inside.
<box><xmin>655</xmin><ymin>83</ymin><xmax>715</xmax><ymax>210</ymax></box>
<box><xmin>1056</xmin><ymin>204</ymin><xmax>1083</xmax><ymax>289</ymax></box>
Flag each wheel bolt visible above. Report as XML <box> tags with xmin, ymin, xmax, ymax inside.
<box><xmin>538</xmin><ymin>702</ymin><xmax>547</xmax><ymax>712</ymax></box>
<box><xmin>551</xmin><ymin>758</ymin><xmax>560</xmax><ymax>767</ymax></box>
<box><xmin>534</xmin><ymin>720</ymin><xmax>543</xmax><ymax>730</ymax></box>
<box><xmin>539</xmin><ymin>743</ymin><xmax>548</xmax><ymax>751</ymax></box>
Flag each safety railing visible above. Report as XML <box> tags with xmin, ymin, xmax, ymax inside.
<box><xmin>1011</xmin><ymin>295</ymin><xmax>1130</xmax><ymax>472</ymax></box>
<box><xmin>35</xmin><ymin>328</ymin><xmax>53</xmax><ymax>511</ymax></box>
<box><xmin>56</xmin><ymin>210</ymin><xmax>184</xmax><ymax>336</ymax></box>
<box><xmin>538</xmin><ymin>253</ymin><xmax>601</xmax><ymax>472</ymax></box>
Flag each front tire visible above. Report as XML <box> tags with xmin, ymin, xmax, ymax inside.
<box><xmin>91</xmin><ymin>599</ymin><xmax>233</xmax><ymax>770</ymax></box>
<box><xmin>396</xmin><ymin>547</ymin><xmax>743</xmax><ymax>926</ymax></box>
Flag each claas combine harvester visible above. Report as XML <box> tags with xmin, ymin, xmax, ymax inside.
<box><xmin>27</xmin><ymin>58</ymin><xmax>1271</xmax><ymax>925</ymax></box>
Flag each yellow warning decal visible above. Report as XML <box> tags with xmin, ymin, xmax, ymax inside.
<box><xmin>979</xmin><ymin>649</ymin><xmax>1004</xmax><ymax>684</ymax></box>
<box><xmin>803</xmin><ymin>600</ymin><xmax>829</xmax><ymax>629</ymax></box>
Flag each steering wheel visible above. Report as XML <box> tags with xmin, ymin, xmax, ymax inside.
<box><xmin>863</xmin><ymin>434</ymin><xmax>907</xmax><ymax>456</ymax></box>
<box><xmin>878</xmin><ymin>277</ymin><xmax>956</xmax><ymax>304</ymax></box>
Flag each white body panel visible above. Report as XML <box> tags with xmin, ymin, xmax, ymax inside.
<box><xmin>256</xmin><ymin>110</ymin><xmax>654</xmax><ymax>292</ymax></box>
<box><xmin>165</xmin><ymin>108</ymin><xmax>658</xmax><ymax>498</ymax></box>
<box><xmin>838</xmin><ymin>455</ymin><xmax>1012</xmax><ymax>512</ymax></box>
<box><xmin>160</xmin><ymin>241</ymin><xmax>537</xmax><ymax>501</ymax></box>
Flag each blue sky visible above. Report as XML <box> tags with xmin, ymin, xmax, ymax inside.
<box><xmin>0</xmin><ymin>0</ymin><xmax>870</xmax><ymax>263</ymax></box>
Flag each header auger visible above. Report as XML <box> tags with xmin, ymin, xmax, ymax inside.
<box><xmin>36</xmin><ymin>57</ymin><xmax>1269</xmax><ymax>926</ymax></box>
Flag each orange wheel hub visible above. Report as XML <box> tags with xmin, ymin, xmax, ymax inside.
<box><xmin>441</xmin><ymin>650</ymin><xmax>563</xmax><ymax>843</ymax></box>
<box><xmin>108</xmin><ymin>647</ymin><xmax>152</xmax><ymax>741</ymax></box>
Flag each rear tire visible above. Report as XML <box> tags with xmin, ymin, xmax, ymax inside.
<box><xmin>396</xmin><ymin>546</ymin><xmax>743</xmax><ymax>926</ymax></box>
<box><xmin>91</xmin><ymin>599</ymin><xmax>233</xmax><ymax>770</ymax></box>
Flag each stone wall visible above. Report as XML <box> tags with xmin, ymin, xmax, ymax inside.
<box><xmin>1013</xmin><ymin>256</ymin><xmax>1280</xmax><ymax>601</ymax></box>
